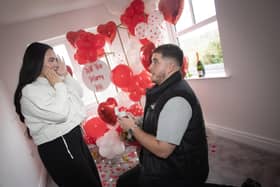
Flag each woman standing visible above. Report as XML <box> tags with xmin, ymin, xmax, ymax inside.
<box><xmin>14</xmin><ymin>42</ymin><xmax>102</xmax><ymax>187</ymax></box>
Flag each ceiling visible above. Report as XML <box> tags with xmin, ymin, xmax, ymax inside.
<box><xmin>0</xmin><ymin>0</ymin><xmax>106</xmax><ymax>26</ymax></box>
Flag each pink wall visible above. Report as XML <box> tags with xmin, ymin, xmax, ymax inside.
<box><xmin>0</xmin><ymin>0</ymin><xmax>279</xmax><ymax>186</ymax></box>
<box><xmin>0</xmin><ymin>3</ymin><xmax>113</xmax><ymax>187</ymax></box>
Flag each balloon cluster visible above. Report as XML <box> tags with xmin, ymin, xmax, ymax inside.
<box><xmin>120</xmin><ymin>0</ymin><xmax>148</xmax><ymax>35</ymax></box>
<box><xmin>83</xmin><ymin>97</ymin><xmax>144</xmax><ymax>158</ymax></box>
<box><xmin>66</xmin><ymin>21</ymin><xmax>118</xmax><ymax>65</ymax></box>
<box><xmin>66</xmin><ymin>30</ymin><xmax>106</xmax><ymax>64</ymax></box>
<box><xmin>111</xmin><ymin>65</ymin><xmax>153</xmax><ymax>102</ymax></box>
<box><xmin>66</xmin><ymin>0</ymin><xmax>187</xmax><ymax>159</ymax></box>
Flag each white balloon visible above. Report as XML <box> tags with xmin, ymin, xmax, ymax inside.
<box><xmin>85</xmin><ymin>103</ymin><xmax>98</xmax><ymax>118</ymax></box>
<box><xmin>143</xmin><ymin>0</ymin><xmax>159</xmax><ymax>14</ymax></box>
<box><xmin>135</xmin><ymin>22</ymin><xmax>148</xmax><ymax>40</ymax></box>
<box><xmin>146</xmin><ymin>24</ymin><xmax>163</xmax><ymax>45</ymax></box>
<box><xmin>82</xmin><ymin>60</ymin><xmax>111</xmax><ymax>92</ymax></box>
<box><xmin>96</xmin><ymin>129</ymin><xmax>125</xmax><ymax>159</ymax></box>
<box><xmin>148</xmin><ymin>10</ymin><xmax>164</xmax><ymax>26</ymax></box>
<box><xmin>126</xmin><ymin>37</ymin><xmax>142</xmax><ymax>59</ymax></box>
<box><xmin>130</xmin><ymin>60</ymin><xmax>144</xmax><ymax>74</ymax></box>
<box><xmin>127</xmin><ymin>36</ymin><xmax>142</xmax><ymax>50</ymax></box>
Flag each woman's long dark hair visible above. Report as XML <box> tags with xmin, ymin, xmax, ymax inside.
<box><xmin>14</xmin><ymin>42</ymin><xmax>52</xmax><ymax>137</ymax></box>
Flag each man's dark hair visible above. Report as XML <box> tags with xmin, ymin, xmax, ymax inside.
<box><xmin>152</xmin><ymin>44</ymin><xmax>184</xmax><ymax>67</ymax></box>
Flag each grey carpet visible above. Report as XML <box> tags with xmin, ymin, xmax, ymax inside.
<box><xmin>47</xmin><ymin>129</ymin><xmax>280</xmax><ymax>187</ymax></box>
<box><xmin>206</xmin><ymin>129</ymin><xmax>280</xmax><ymax>187</ymax></box>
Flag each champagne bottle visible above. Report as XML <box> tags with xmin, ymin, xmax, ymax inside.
<box><xmin>196</xmin><ymin>52</ymin><xmax>205</xmax><ymax>77</ymax></box>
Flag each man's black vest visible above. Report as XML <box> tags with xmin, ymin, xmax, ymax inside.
<box><xmin>140</xmin><ymin>71</ymin><xmax>209</xmax><ymax>186</ymax></box>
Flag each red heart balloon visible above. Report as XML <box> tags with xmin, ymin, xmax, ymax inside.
<box><xmin>140</xmin><ymin>41</ymin><xmax>155</xmax><ymax>71</ymax></box>
<box><xmin>159</xmin><ymin>0</ymin><xmax>184</xmax><ymax>24</ymax></box>
<box><xmin>66</xmin><ymin>65</ymin><xmax>73</xmax><ymax>76</ymax></box>
<box><xmin>97</xmin><ymin>21</ymin><xmax>117</xmax><ymax>44</ymax></box>
<box><xmin>98</xmin><ymin>97</ymin><xmax>118</xmax><ymax>125</ymax></box>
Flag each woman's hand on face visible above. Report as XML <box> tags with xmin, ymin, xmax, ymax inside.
<box><xmin>42</xmin><ymin>67</ymin><xmax>62</xmax><ymax>87</ymax></box>
<box><xmin>56</xmin><ymin>55</ymin><xmax>68</xmax><ymax>77</ymax></box>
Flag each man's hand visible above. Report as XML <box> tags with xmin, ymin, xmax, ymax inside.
<box><xmin>118</xmin><ymin>114</ymin><xmax>136</xmax><ymax>132</ymax></box>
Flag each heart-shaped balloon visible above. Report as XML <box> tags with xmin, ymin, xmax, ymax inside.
<box><xmin>140</xmin><ymin>41</ymin><xmax>155</xmax><ymax>71</ymax></box>
<box><xmin>97</xmin><ymin>21</ymin><xmax>117</xmax><ymax>44</ymax></box>
<box><xmin>98</xmin><ymin>97</ymin><xmax>118</xmax><ymax>125</ymax></box>
<box><xmin>158</xmin><ymin>0</ymin><xmax>184</xmax><ymax>25</ymax></box>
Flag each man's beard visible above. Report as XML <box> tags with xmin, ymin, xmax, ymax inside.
<box><xmin>152</xmin><ymin>72</ymin><xmax>166</xmax><ymax>85</ymax></box>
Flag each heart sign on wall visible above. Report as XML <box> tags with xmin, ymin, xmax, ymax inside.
<box><xmin>82</xmin><ymin>60</ymin><xmax>111</xmax><ymax>92</ymax></box>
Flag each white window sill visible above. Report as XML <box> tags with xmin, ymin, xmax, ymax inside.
<box><xmin>185</xmin><ymin>72</ymin><xmax>231</xmax><ymax>80</ymax></box>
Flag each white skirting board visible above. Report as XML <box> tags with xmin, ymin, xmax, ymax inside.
<box><xmin>206</xmin><ymin>123</ymin><xmax>280</xmax><ymax>155</ymax></box>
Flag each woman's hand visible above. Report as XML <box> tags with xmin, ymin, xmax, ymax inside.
<box><xmin>42</xmin><ymin>67</ymin><xmax>62</xmax><ymax>87</ymax></box>
<box><xmin>56</xmin><ymin>55</ymin><xmax>68</xmax><ymax>77</ymax></box>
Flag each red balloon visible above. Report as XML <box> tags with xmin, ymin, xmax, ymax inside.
<box><xmin>66</xmin><ymin>65</ymin><xmax>73</xmax><ymax>76</ymax></box>
<box><xmin>120</xmin><ymin>0</ymin><xmax>148</xmax><ymax>35</ymax></box>
<box><xmin>140</xmin><ymin>41</ymin><xmax>155</xmax><ymax>71</ymax></box>
<box><xmin>127</xmin><ymin>75</ymin><xmax>141</xmax><ymax>92</ymax></box>
<box><xmin>111</xmin><ymin>64</ymin><xmax>133</xmax><ymax>88</ymax></box>
<box><xmin>83</xmin><ymin>135</ymin><xmax>95</xmax><ymax>145</ymax></box>
<box><xmin>159</xmin><ymin>0</ymin><xmax>184</xmax><ymax>24</ymax></box>
<box><xmin>139</xmin><ymin>38</ymin><xmax>151</xmax><ymax>45</ymax></box>
<box><xmin>83</xmin><ymin>117</ymin><xmax>109</xmax><ymax>144</ymax></box>
<box><xmin>115</xmin><ymin>125</ymin><xmax>124</xmax><ymax>135</ymax></box>
<box><xmin>136</xmin><ymin>70</ymin><xmax>153</xmax><ymax>89</ymax></box>
<box><xmin>97</xmin><ymin>21</ymin><xmax>117</xmax><ymax>44</ymax></box>
<box><xmin>94</xmin><ymin>34</ymin><xmax>106</xmax><ymax>49</ymax></box>
<box><xmin>129</xmin><ymin>90</ymin><xmax>142</xmax><ymax>102</ymax></box>
<box><xmin>181</xmin><ymin>56</ymin><xmax>189</xmax><ymax>77</ymax></box>
<box><xmin>127</xmin><ymin>103</ymin><xmax>143</xmax><ymax>116</ymax></box>
<box><xmin>98</xmin><ymin>97</ymin><xmax>118</xmax><ymax>125</ymax></box>
<box><xmin>74</xmin><ymin>49</ymin><xmax>88</xmax><ymax>65</ymax></box>
<box><xmin>66</xmin><ymin>29</ymin><xmax>86</xmax><ymax>48</ymax></box>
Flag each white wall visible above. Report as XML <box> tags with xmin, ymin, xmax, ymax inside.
<box><xmin>0</xmin><ymin>0</ymin><xmax>279</xmax><ymax>186</ymax></box>
<box><xmin>189</xmin><ymin>0</ymin><xmax>280</xmax><ymax>152</ymax></box>
<box><xmin>0</xmin><ymin>80</ymin><xmax>46</xmax><ymax>187</ymax></box>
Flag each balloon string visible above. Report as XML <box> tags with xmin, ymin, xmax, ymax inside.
<box><xmin>117</xmin><ymin>24</ymin><xmax>127</xmax><ymax>29</ymax></box>
<box><xmin>93</xmin><ymin>90</ymin><xmax>100</xmax><ymax>104</ymax></box>
<box><xmin>104</xmin><ymin>52</ymin><xmax>119</xmax><ymax>93</ymax></box>
<box><xmin>104</xmin><ymin>52</ymin><xmax>113</xmax><ymax>70</ymax></box>
<box><xmin>116</xmin><ymin>26</ymin><xmax>130</xmax><ymax>66</ymax></box>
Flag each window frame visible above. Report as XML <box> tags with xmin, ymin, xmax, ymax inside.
<box><xmin>173</xmin><ymin>0</ymin><xmax>227</xmax><ymax>79</ymax></box>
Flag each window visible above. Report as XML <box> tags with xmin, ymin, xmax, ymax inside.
<box><xmin>175</xmin><ymin>0</ymin><xmax>225</xmax><ymax>78</ymax></box>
